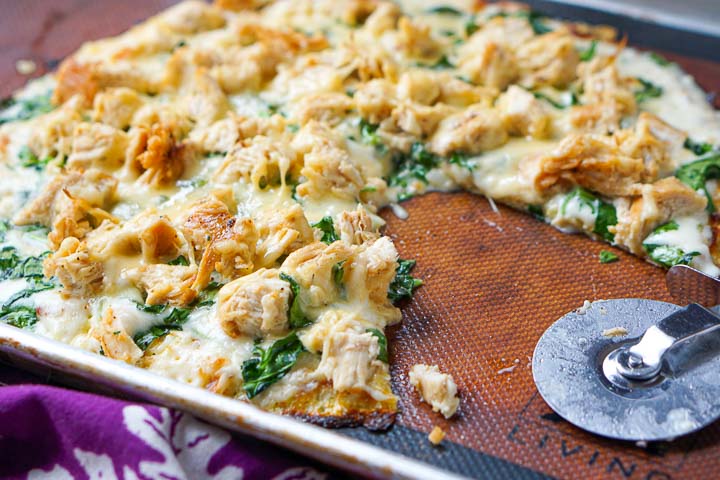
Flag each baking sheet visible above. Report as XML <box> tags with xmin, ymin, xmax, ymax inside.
<box><xmin>2</xmin><ymin>1</ymin><xmax>720</xmax><ymax>479</ymax></box>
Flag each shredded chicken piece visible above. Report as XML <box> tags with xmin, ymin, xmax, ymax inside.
<box><xmin>292</xmin><ymin>92</ymin><xmax>353</xmax><ymax>127</ymax></box>
<box><xmin>126</xmin><ymin>123</ymin><xmax>192</xmax><ymax>186</ymax></box>
<box><xmin>293</xmin><ymin>122</ymin><xmax>365</xmax><ymax>200</ymax></box>
<box><xmin>90</xmin><ymin>306</ymin><xmax>143</xmax><ymax>364</ymax></box>
<box><xmin>516</xmin><ymin>30</ymin><xmax>580</xmax><ymax>88</ymax></box>
<box><xmin>613</xmin><ymin>177</ymin><xmax>707</xmax><ymax>254</ymax></box>
<box><xmin>354</xmin><ymin>79</ymin><xmax>397</xmax><ymax>124</ymax></box>
<box><xmin>362</xmin><ymin>1</ymin><xmax>401</xmax><ymax>37</ymax></box>
<box><xmin>157</xmin><ymin>1</ymin><xmax>226</xmax><ymax>34</ymax></box>
<box><xmin>214</xmin><ymin>135</ymin><xmax>297</xmax><ymax>188</ymax></box>
<box><xmin>66</xmin><ymin>122</ymin><xmax>129</xmax><ymax>171</ymax></box>
<box><xmin>254</xmin><ymin>204</ymin><xmax>314</xmax><ymax>268</ymax></box>
<box><xmin>571</xmin><ymin>58</ymin><xmax>636</xmax><ymax>134</ymax></box>
<box><xmin>124</xmin><ymin>264</ymin><xmax>198</xmax><ymax>306</ymax></box>
<box><xmin>397</xmin><ymin>71</ymin><xmax>440</xmax><ymax>106</ymax></box>
<box><xmin>53</xmin><ymin>59</ymin><xmax>100</xmax><ymax>105</ymax></box>
<box><xmin>337</xmin><ymin>207</ymin><xmax>378</xmax><ymax>245</ymax></box>
<box><xmin>84</xmin><ymin>211</ymin><xmax>190</xmax><ymax>267</ymax></box>
<box><xmin>344</xmin><ymin>237</ymin><xmax>401</xmax><ymax>325</ymax></box>
<box><xmin>92</xmin><ymin>87</ymin><xmax>145</xmax><ymax>130</ymax></box>
<box><xmin>180</xmin><ymin>196</ymin><xmax>257</xmax><ymax>288</ymax></box>
<box><xmin>496</xmin><ymin>85</ymin><xmax>551</xmax><ymax>139</ymax></box>
<box><xmin>336</xmin><ymin>37</ymin><xmax>399</xmax><ymax>83</ymax></box>
<box><xmin>14</xmin><ymin>169</ymin><xmax>118</xmax><ymax>249</ymax></box>
<box><xmin>409</xmin><ymin>364</ymin><xmax>460</xmax><ymax>419</ymax></box>
<box><xmin>526</xmin><ymin>133</ymin><xmax>647</xmax><ymax>197</ymax></box>
<box><xmin>281</xmin><ymin>241</ymin><xmax>354</xmax><ymax>312</ymax></box>
<box><xmin>43</xmin><ymin>237</ymin><xmax>104</xmax><ymax>296</ymax></box>
<box><xmin>616</xmin><ymin>113</ymin><xmax>686</xmax><ymax>179</ymax></box>
<box><xmin>528</xmin><ymin>114</ymin><xmax>684</xmax><ymax>198</ymax></box>
<box><xmin>458</xmin><ymin>39</ymin><xmax>517</xmax><ymax>90</ymax></box>
<box><xmin>395</xmin><ymin>17</ymin><xmax>442</xmax><ymax>60</ymax></box>
<box><xmin>26</xmin><ymin>95</ymin><xmax>85</xmax><ymax>161</ymax></box>
<box><xmin>217</xmin><ymin>268</ymin><xmax>290</xmax><ymax>338</ymax></box>
<box><xmin>457</xmin><ymin>16</ymin><xmax>533</xmax><ymax>89</ymax></box>
<box><xmin>316</xmin><ymin>326</ymin><xmax>386</xmax><ymax>399</ymax></box>
<box><xmin>431</xmin><ymin>106</ymin><xmax>508</xmax><ymax>156</ymax></box>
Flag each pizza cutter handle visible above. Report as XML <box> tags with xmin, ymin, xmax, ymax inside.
<box><xmin>614</xmin><ymin>303</ymin><xmax>720</xmax><ymax>381</ymax></box>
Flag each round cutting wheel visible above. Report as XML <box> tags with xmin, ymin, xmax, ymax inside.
<box><xmin>533</xmin><ymin>298</ymin><xmax>720</xmax><ymax>441</ymax></box>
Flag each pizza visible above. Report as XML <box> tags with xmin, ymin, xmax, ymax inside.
<box><xmin>0</xmin><ymin>0</ymin><xmax>718</xmax><ymax>429</ymax></box>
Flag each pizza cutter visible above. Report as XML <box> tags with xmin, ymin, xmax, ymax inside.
<box><xmin>533</xmin><ymin>265</ymin><xmax>720</xmax><ymax>442</ymax></box>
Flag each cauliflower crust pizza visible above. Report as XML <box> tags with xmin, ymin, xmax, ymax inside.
<box><xmin>0</xmin><ymin>0</ymin><xmax>719</xmax><ymax>429</ymax></box>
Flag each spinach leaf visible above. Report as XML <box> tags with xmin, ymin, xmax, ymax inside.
<box><xmin>0</xmin><ymin>305</ymin><xmax>38</xmax><ymax>329</ymax></box>
<box><xmin>595</xmin><ymin>202</ymin><xmax>618</xmax><ymax>242</ymax></box>
<box><xmin>649</xmin><ymin>52</ymin><xmax>671</xmax><ymax>66</ymax></box>
<box><xmin>332</xmin><ymin>262</ymin><xmax>344</xmax><ymax>288</ymax></box>
<box><xmin>465</xmin><ymin>16</ymin><xmax>479</xmax><ymax>36</ymax></box>
<box><xmin>0</xmin><ymin>256</ymin><xmax>55</xmax><ymax>329</ymax></box>
<box><xmin>675</xmin><ymin>151</ymin><xmax>720</xmax><ymax>211</ymax></box>
<box><xmin>242</xmin><ymin>332</ymin><xmax>304</xmax><ymax>398</ymax></box>
<box><xmin>528</xmin><ymin>205</ymin><xmax>544</xmax><ymax>221</ymax></box>
<box><xmin>168</xmin><ymin>255</ymin><xmax>189</xmax><ymax>266</ymax></box>
<box><xmin>0</xmin><ymin>92</ymin><xmax>54</xmax><ymax>125</ymax></box>
<box><xmin>18</xmin><ymin>146</ymin><xmax>52</xmax><ymax>170</ymax></box>
<box><xmin>3</xmin><ymin>282</ymin><xmax>54</xmax><ymax>307</ymax></box>
<box><xmin>642</xmin><ymin>221</ymin><xmax>700</xmax><ymax>268</ymax></box>
<box><xmin>490</xmin><ymin>10</ymin><xmax>552</xmax><ymax>35</ymax></box>
<box><xmin>132</xmin><ymin>305</ymin><xmax>192</xmax><ymax>350</ymax></box>
<box><xmin>422</xmin><ymin>55</ymin><xmax>455</xmax><ymax>70</ymax></box>
<box><xmin>279</xmin><ymin>272</ymin><xmax>311</xmax><ymax>328</ymax></box>
<box><xmin>197</xmin><ymin>281</ymin><xmax>223</xmax><ymax>307</ymax></box>
<box><xmin>634</xmin><ymin>78</ymin><xmax>663</xmax><ymax>103</ymax></box>
<box><xmin>311</xmin><ymin>216</ymin><xmax>339</xmax><ymax>244</ymax></box>
<box><xmin>134</xmin><ymin>302</ymin><xmax>167</xmax><ymax>314</ymax></box>
<box><xmin>561</xmin><ymin>187</ymin><xmax>617</xmax><ymax>241</ymax></box>
<box><xmin>533</xmin><ymin>91</ymin><xmax>578</xmax><ymax>109</ymax></box>
<box><xmin>366</xmin><ymin>328</ymin><xmax>388</xmax><ymax>363</ymax></box>
<box><xmin>449</xmin><ymin>152</ymin><xmax>475</xmax><ymax>171</ymax></box>
<box><xmin>525</xmin><ymin>11</ymin><xmax>552</xmax><ymax>35</ymax></box>
<box><xmin>0</xmin><ymin>247</ymin><xmax>49</xmax><ymax>281</ymax></box>
<box><xmin>388</xmin><ymin>259</ymin><xmax>423</xmax><ymax>303</ymax></box>
<box><xmin>644</xmin><ymin>245</ymin><xmax>699</xmax><ymax>268</ymax></box>
<box><xmin>653</xmin><ymin>220</ymin><xmax>679</xmax><ymax>234</ymax></box>
<box><xmin>579</xmin><ymin>40</ymin><xmax>597</xmax><ymax>62</ymax></box>
<box><xmin>426</xmin><ymin>6</ymin><xmax>462</xmax><ymax>15</ymax></box>
<box><xmin>684</xmin><ymin>138</ymin><xmax>716</xmax><ymax>156</ymax></box>
<box><xmin>388</xmin><ymin>142</ymin><xmax>440</xmax><ymax>201</ymax></box>
<box><xmin>0</xmin><ymin>220</ymin><xmax>8</xmax><ymax>241</ymax></box>
<box><xmin>359</xmin><ymin>119</ymin><xmax>385</xmax><ymax>154</ymax></box>
<box><xmin>599</xmin><ymin>250</ymin><xmax>619</xmax><ymax>264</ymax></box>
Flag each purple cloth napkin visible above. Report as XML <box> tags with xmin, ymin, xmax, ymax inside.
<box><xmin>0</xmin><ymin>363</ymin><xmax>340</xmax><ymax>480</ymax></box>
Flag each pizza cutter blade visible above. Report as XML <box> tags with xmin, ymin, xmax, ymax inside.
<box><xmin>532</xmin><ymin>266</ymin><xmax>720</xmax><ymax>442</ymax></box>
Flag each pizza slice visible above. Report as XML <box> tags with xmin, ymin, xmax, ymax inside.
<box><xmin>0</xmin><ymin>0</ymin><xmax>718</xmax><ymax>429</ymax></box>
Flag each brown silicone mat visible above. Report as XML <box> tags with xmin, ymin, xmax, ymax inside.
<box><xmin>2</xmin><ymin>2</ymin><xmax>720</xmax><ymax>478</ymax></box>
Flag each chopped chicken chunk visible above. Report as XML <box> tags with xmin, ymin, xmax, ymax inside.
<box><xmin>217</xmin><ymin>268</ymin><xmax>290</xmax><ymax>338</ymax></box>
<box><xmin>409</xmin><ymin>364</ymin><xmax>460</xmax><ymax>419</ymax></box>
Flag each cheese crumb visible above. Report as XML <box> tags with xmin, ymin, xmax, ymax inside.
<box><xmin>577</xmin><ymin>300</ymin><xmax>592</xmax><ymax>314</ymax></box>
<box><xmin>428</xmin><ymin>426</ymin><xmax>446</xmax><ymax>445</ymax></box>
<box><xmin>15</xmin><ymin>59</ymin><xmax>37</xmax><ymax>75</ymax></box>
<box><xmin>409</xmin><ymin>364</ymin><xmax>460</xmax><ymax>419</ymax></box>
<box><xmin>497</xmin><ymin>365</ymin><xmax>517</xmax><ymax>374</ymax></box>
<box><xmin>602</xmin><ymin>327</ymin><xmax>629</xmax><ymax>338</ymax></box>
